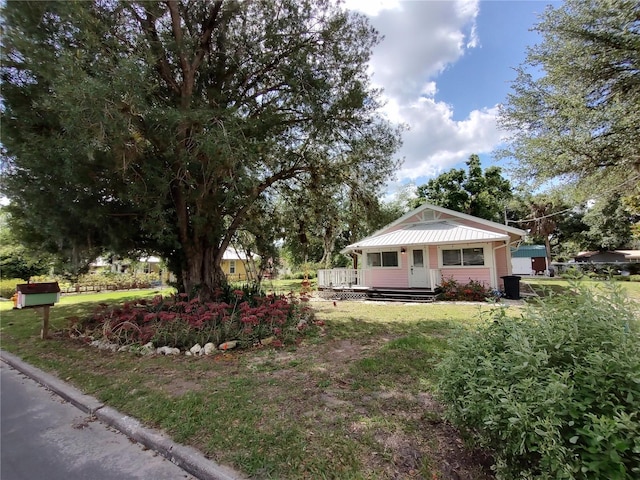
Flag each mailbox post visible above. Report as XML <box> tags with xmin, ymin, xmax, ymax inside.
<box><xmin>15</xmin><ymin>282</ymin><xmax>61</xmax><ymax>339</ymax></box>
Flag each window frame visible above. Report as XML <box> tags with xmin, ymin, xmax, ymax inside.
<box><xmin>365</xmin><ymin>250</ymin><xmax>401</xmax><ymax>268</ymax></box>
<box><xmin>440</xmin><ymin>245</ymin><xmax>487</xmax><ymax>268</ymax></box>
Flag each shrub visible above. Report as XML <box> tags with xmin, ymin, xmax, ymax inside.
<box><xmin>437</xmin><ymin>281</ymin><xmax>640</xmax><ymax>479</ymax></box>
<box><xmin>435</xmin><ymin>277</ymin><xmax>494</xmax><ymax>301</ymax></box>
<box><xmin>0</xmin><ymin>278</ymin><xmax>22</xmax><ymax>299</ymax></box>
<box><xmin>77</xmin><ymin>289</ymin><xmax>318</xmax><ymax>350</ymax></box>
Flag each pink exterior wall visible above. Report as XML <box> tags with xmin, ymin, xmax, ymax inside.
<box><xmin>428</xmin><ymin>246</ymin><xmax>439</xmax><ymax>268</ymax></box>
<box><xmin>363</xmin><ymin>267</ymin><xmax>409</xmax><ymax>288</ymax></box>
<box><xmin>439</xmin><ymin>268</ymin><xmax>492</xmax><ymax>287</ymax></box>
<box><xmin>494</xmin><ymin>243</ymin><xmax>511</xmax><ymax>288</ymax></box>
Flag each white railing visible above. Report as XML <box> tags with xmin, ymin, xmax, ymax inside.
<box><xmin>430</xmin><ymin>269</ymin><xmax>442</xmax><ymax>289</ymax></box>
<box><xmin>317</xmin><ymin>269</ymin><xmax>359</xmax><ymax>288</ymax></box>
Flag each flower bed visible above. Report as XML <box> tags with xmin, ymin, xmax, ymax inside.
<box><xmin>74</xmin><ymin>288</ymin><xmax>319</xmax><ymax>351</ymax></box>
<box><xmin>435</xmin><ymin>278</ymin><xmax>496</xmax><ymax>302</ymax></box>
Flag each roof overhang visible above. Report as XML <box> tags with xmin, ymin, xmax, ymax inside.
<box><xmin>342</xmin><ymin>221</ymin><xmax>511</xmax><ymax>253</ymax></box>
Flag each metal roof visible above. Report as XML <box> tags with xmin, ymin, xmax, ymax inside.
<box><xmin>511</xmin><ymin>245</ymin><xmax>547</xmax><ymax>258</ymax></box>
<box><xmin>344</xmin><ymin>221</ymin><xmax>509</xmax><ymax>250</ymax></box>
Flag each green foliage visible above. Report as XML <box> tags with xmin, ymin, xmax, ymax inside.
<box><xmin>498</xmin><ymin>0</ymin><xmax>640</xmax><ymax>198</ymax></box>
<box><xmin>413</xmin><ymin>154</ymin><xmax>513</xmax><ymax>223</ymax></box>
<box><xmin>0</xmin><ymin>278</ymin><xmax>22</xmax><ymax>299</ymax></box>
<box><xmin>0</xmin><ymin>210</ymin><xmax>52</xmax><ymax>280</ymax></box>
<box><xmin>435</xmin><ymin>277</ymin><xmax>494</xmax><ymax>302</ymax></box>
<box><xmin>1</xmin><ymin>0</ymin><xmax>401</xmax><ymax>296</ymax></box>
<box><xmin>437</xmin><ymin>282</ymin><xmax>640</xmax><ymax>479</ymax></box>
<box><xmin>582</xmin><ymin>195</ymin><xmax>637</xmax><ymax>250</ymax></box>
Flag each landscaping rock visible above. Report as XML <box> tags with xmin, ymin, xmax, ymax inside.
<box><xmin>190</xmin><ymin>343</ymin><xmax>202</xmax><ymax>355</ymax></box>
<box><xmin>91</xmin><ymin>339</ymin><xmax>118</xmax><ymax>352</ymax></box>
<box><xmin>203</xmin><ymin>342</ymin><xmax>216</xmax><ymax>355</ymax></box>
<box><xmin>156</xmin><ymin>346</ymin><xmax>181</xmax><ymax>355</ymax></box>
<box><xmin>140</xmin><ymin>342</ymin><xmax>155</xmax><ymax>355</ymax></box>
<box><xmin>218</xmin><ymin>340</ymin><xmax>238</xmax><ymax>351</ymax></box>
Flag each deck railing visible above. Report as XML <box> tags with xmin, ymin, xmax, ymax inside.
<box><xmin>317</xmin><ymin>269</ymin><xmax>359</xmax><ymax>288</ymax></box>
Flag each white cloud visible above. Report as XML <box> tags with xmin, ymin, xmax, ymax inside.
<box><xmin>345</xmin><ymin>0</ymin><xmax>506</xmax><ymax>184</ymax></box>
<box><xmin>396</xmin><ymin>103</ymin><xmax>506</xmax><ymax>180</ymax></box>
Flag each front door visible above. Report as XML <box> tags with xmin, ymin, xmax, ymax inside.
<box><xmin>409</xmin><ymin>248</ymin><xmax>429</xmax><ymax>288</ymax></box>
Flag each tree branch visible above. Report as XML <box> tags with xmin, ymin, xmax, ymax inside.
<box><xmin>192</xmin><ymin>0</ymin><xmax>224</xmax><ymax>72</ymax></box>
<box><xmin>131</xmin><ymin>4</ymin><xmax>180</xmax><ymax>95</ymax></box>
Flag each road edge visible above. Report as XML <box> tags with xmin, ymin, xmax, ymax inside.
<box><xmin>0</xmin><ymin>349</ymin><xmax>245</xmax><ymax>480</ymax></box>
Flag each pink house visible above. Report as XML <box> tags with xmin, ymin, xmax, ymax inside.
<box><xmin>318</xmin><ymin>202</ymin><xmax>525</xmax><ymax>293</ymax></box>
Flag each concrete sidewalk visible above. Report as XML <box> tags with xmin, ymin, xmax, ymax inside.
<box><xmin>0</xmin><ymin>349</ymin><xmax>245</xmax><ymax>480</ymax></box>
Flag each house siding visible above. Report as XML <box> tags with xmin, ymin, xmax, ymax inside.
<box><xmin>440</xmin><ymin>268</ymin><xmax>492</xmax><ymax>286</ymax></box>
<box><xmin>363</xmin><ymin>267</ymin><xmax>408</xmax><ymax>288</ymax></box>
<box><xmin>495</xmin><ymin>242</ymin><xmax>510</xmax><ymax>281</ymax></box>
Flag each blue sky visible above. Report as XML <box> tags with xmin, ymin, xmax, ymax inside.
<box><xmin>344</xmin><ymin>0</ymin><xmax>560</xmax><ymax>195</ymax></box>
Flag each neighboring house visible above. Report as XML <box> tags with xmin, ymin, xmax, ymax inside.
<box><xmin>574</xmin><ymin>251</ymin><xmax>630</xmax><ymax>263</ymax></box>
<box><xmin>221</xmin><ymin>249</ymin><xmax>255</xmax><ymax>282</ymax></box>
<box><xmin>92</xmin><ymin>249</ymin><xmax>256</xmax><ymax>283</ymax></box>
<box><xmin>318</xmin><ymin>202</ymin><xmax>525</xmax><ymax>291</ymax></box>
<box><xmin>511</xmin><ymin>245</ymin><xmax>548</xmax><ymax>275</ymax></box>
<box><xmin>616</xmin><ymin>250</ymin><xmax>640</xmax><ymax>263</ymax></box>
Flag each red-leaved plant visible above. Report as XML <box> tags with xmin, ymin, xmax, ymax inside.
<box><xmin>78</xmin><ymin>289</ymin><xmax>318</xmax><ymax>350</ymax></box>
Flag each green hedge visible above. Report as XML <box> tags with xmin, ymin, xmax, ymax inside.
<box><xmin>437</xmin><ymin>281</ymin><xmax>640</xmax><ymax>479</ymax></box>
<box><xmin>0</xmin><ymin>278</ymin><xmax>22</xmax><ymax>299</ymax></box>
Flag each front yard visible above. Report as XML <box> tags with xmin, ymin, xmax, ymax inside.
<box><xmin>0</xmin><ymin>288</ymin><xmax>499</xmax><ymax>479</ymax></box>
<box><xmin>2</xmin><ymin>278</ymin><xmax>637</xmax><ymax>479</ymax></box>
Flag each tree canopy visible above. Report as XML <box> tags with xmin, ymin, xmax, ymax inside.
<box><xmin>498</xmin><ymin>0</ymin><xmax>640</xmax><ymax>198</ymax></box>
<box><xmin>412</xmin><ymin>154</ymin><xmax>513</xmax><ymax>223</ymax></box>
<box><xmin>1</xmin><ymin>0</ymin><xmax>401</xmax><ymax>298</ymax></box>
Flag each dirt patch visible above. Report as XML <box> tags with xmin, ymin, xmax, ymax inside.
<box><xmin>59</xmin><ymin>333</ymin><xmax>495</xmax><ymax>478</ymax></box>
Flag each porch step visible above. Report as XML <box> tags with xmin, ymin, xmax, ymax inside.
<box><xmin>365</xmin><ymin>288</ymin><xmax>437</xmax><ymax>303</ymax></box>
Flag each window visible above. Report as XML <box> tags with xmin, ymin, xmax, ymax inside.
<box><xmin>366</xmin><ymin>251</ymin><xmax>399</xmax><ymax>267</ymax></box>
<box><xmin>229</xmin><ymin>260</ymin><xmax>236</xmax><ymax>274</ymax></box>
<box><xmin>442</xmin><ymin>247</ymin><xmax>485</xmax><ymax>266</ymax></box>
<box><xmin>462</xmin><ymin>248</ymin><xmax>484</xmax><ymax>266</ymax></box>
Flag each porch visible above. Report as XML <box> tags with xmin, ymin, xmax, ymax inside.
<box><xmin>317</xmin><ymin>268</ymin><xmax>441</xmax><ymax>303</ymax></box>
<box><xmin>317</xmin><ymin>268</ymin><xmax>443</xmax><ymax>291</ymax></box>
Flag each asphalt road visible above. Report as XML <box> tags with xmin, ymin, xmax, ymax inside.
<box><xmin>1</xmin><ymin>361</ymin><xmax>195</xmax><ymax>480</ymax></box>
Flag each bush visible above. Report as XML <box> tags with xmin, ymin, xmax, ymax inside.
<box><xmin>435</xmin><ymin>277</ymin><xmax>494</xmax><ymax>302</ymax></box>
<box><xmin>437</xmin><ymin>281</ymin><xmax>640</xmax><ymax>479</ymax></box>
<box><xmin>0</xmin><ymin>278</ymin><xmax>22</xmax><ymax>299</ymax></box>
<box><xmin>76</xmin><ymin>289</ymin><xmax>318</xmax><ymax>350</ymax></box>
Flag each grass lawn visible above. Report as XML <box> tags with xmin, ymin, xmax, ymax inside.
<box><xmin>0</xmin><ymin>286</ymin><xmax>504</xmax><ymax>479</ymax></box>
<box><xmin>523</xmin><ymin>277</ymin><xmax>640</xmax><ymax>301</ymax></box>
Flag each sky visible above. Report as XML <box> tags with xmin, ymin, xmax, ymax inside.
<box><xmin>343</xmin><ymin>0</ymin><xmax>560</xmax><ymax>196</ymax></box>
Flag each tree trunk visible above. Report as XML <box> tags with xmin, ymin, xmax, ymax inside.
<box><xmin>181</xmin><ymin>242</ymin><xmax>227</xmax><ymax>301</ymax></box>
<box><xmin>544</xmin><ymin>235</ymin><xmax>552</xmax><ymax>273</ymax></box>
<box><xmin>320</xmin><ymin>225</ymin><xmax>335</xmax><ymax>269</ymax></box>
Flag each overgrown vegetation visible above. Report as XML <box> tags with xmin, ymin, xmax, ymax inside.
<box><xmin>437</xmin><ymin>281</ymin><xmax>640</xmax><ymax>479</ymax></box>
<box><xmin>75</xmin><ymin>285</ymin><xmax>317</xmax><ymax>350</ymax></box>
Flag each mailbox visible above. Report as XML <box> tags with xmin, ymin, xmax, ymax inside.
<box><xmin>15</xmin><ymin>282</ymin><xmax>61</xmax><ymax>309</ymax></box>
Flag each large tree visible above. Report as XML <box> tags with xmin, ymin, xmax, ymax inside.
<box><xmin>498</xmin><ymin>0</ymin><xmax>640</xmax><ymax>198</ymax></box>
<box><xmin>582</xmin><ymin>195</ymin><xmax>636</xmax><ymax>250</ymax></box>
<box><xmin>1</xmin><ymin>1</ymin><xmax>401</xmax><ymax>298</ymax></box>
<box><xmin>412</xmin><ymin>154</ymin><xmax>513</xmax><ymax>223</ymax></box>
